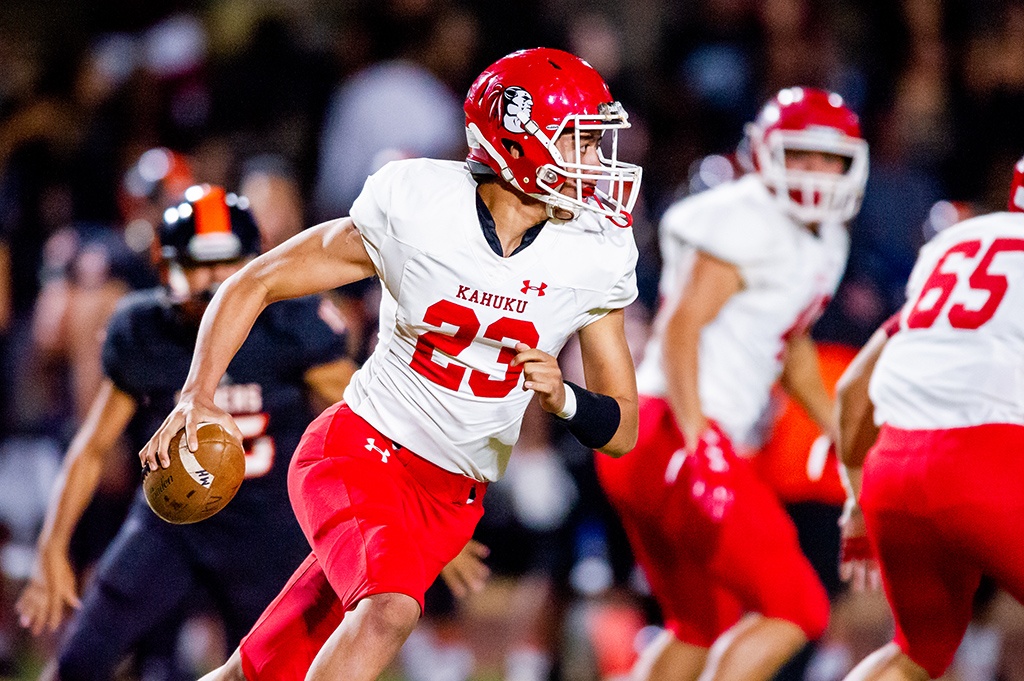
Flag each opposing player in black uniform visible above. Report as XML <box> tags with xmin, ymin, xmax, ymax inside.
<box><xmin>16</xmin><ymin>185</ymin><xmax>355</xmax><ymax>680</ymax></box>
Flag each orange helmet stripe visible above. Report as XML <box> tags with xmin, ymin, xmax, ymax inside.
<box><xmin>193</xmin><ymin>186</ymin><xmax>231</xmax><ymax>235</ymax></box>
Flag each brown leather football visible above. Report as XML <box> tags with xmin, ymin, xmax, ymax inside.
<box><xmin>143</xmin><ymin>422</ymin><xmax>245</xmax><ymax>524</ymax></box>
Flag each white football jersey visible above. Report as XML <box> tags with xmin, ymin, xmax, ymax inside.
<box><xmin>346</xmin><ymin>159</ymin><xmax>638</xmax><ymax>481</ymax></box>
<box><xmin>634</xmin><ymin>175</ymin><xmax>849</xmax><ymax>448</ymax></box>
<box><xmin>871</xmin><ymin>212</ymin><xmax>1024</xmax><ymax>429</ymax></box>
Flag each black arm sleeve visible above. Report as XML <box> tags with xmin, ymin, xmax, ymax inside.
<box><xmin>560</xmin><ymin>381</ymin><xmax>621</xmax><ymax>450</ymax></box>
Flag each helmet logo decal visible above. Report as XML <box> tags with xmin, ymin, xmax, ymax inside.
<box><xmin>502</xmin><ymin>86</ymin><xmax>534</xmax><ymax>133</ymax></box>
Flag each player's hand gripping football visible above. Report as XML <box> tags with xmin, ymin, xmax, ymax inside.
<box><xmin>16</xmin><ymin>544</ymin><xmax>80</xmax><ymax>635</ymax></box>
<box><xmin>838</xmin><ymin>497</ymin><xmax>881</xmax><ymax>592</ymax></box>
<box><xmin>140</xmin><ymin>391</ymin><xmax>242</xmax><ymax>471</ymax></box>
<box><xmin>512</xmin><ymin>342</ymin><xmax>568</xmax><ymax>414</ymax></box>
<box><xmin>440</xmin><ymin>540</ymin><xmax>491</xmax><ymax>598</ymax></box>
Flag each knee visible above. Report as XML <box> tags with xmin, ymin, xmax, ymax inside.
<box><xmin>358</xmin><ymin>592</ymin><xmax>421</xmax><ymax>642</ymax></box>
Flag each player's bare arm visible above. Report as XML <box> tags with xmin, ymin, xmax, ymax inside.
<box><xmin>834</xmin><ymin>325</ymin><xmax>889</xmax><ymax>591</ymax></box>
<box><xmin>513</xmin><ymin>308</ymin><xmax>638</xmax><ymax>456</ymax></box>
<box><xmin>835</xmin><ymin>325</ymin><xmax>890</xmax><ymax>494</ymax></box>
<box><xmin>575</xmin><ymin>309</ymin><xmax>639</xmax><ymax>455</ymax></box>
<box><xmin>663</xmin><ymin>250</ymin><xmax>742</xmax><ymax>449</ymax></box>
<box><xmin>141</xmin><ymin>218</ymin><xmax>375</xmax><ymax>471</ymax></box>
<box><xmin>17</xmin><ymin>379</ymin><xmax>137</xmax><ymax>635</ymax></box>
<box><xmin>780</xmin><ymin>332</ymin><xmax>837</xmax><ymax>439</ymax></box>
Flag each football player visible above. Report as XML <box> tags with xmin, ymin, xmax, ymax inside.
<box><xmin>834</xmin><ymin>155</ymin><xmax>1024</xmax><ymax>681</ymax></box>
<box><xmin>142</xmin><ymin>47</ymin><xmax>643</xmax><ymax>681</ymax></box>
<box><xmin>596</xmin><ymin>87</ymin><xmax>869</xmax><ymax>680</ymax></box>
<box><xmin>16</xmin><ymin>185</ymin><xmax>354</xmax><ymax>680</ymax></box>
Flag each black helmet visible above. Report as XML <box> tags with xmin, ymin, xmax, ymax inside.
<box><xmin>159</xmin><ymin>185</ymin><xmax>260</xmax><ymax>265</ymax></box>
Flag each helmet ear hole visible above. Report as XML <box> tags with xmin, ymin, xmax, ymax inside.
<box><xmin>501</xmin><ymin>139</ymin><xmax>525</xmax><ymax>159</ymax></box>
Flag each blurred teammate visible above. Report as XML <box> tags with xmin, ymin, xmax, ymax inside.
<box><xmin>596</xmin><ymin>87</ymin><xmax>869</xmax><ymax>680</ymax></box>
<box><xmin>142</xmin><ymin>47</ymin><xmax>642</xmax><ymax>681</ymax></box>
<box><xmin>835</xmin><ymin>156</ymin><xmax>1024</xmax><ymax>680</ymax></box>
<box><xmin>16</xmin><ymin>185</ymin><xmax>354</xmax><ymax>680</ymax></box>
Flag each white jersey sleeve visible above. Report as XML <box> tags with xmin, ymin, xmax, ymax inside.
<box><xmin>661</xmin><ymin>181</ymin><xmax>777</xmax><ymax>288</ymax></box>
<box><xmin>870</xmin><ymin>212</ymin><xmax>1024</xmax><ymax>429</ymax></box>
<box><xmin>349</xmin><ymin>160</ymin><xmax>423</xmax><ymax>290</ymax></box>
<box><xmin>576</xmin><ymin>214</ymin><xmax>639</xmax><ymax>325</ymax></box>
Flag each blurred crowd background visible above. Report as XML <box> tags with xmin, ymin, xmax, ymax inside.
<box><xmin>1</xmin><ymin>0</ymin><xmax>1024</xmax><ymax>679</ymax></box>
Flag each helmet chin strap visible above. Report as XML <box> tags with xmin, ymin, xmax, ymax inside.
<box><xmin>545</xmin><ymin>201</ymin><xmax>576</xmax><ymax>223</ymax></box>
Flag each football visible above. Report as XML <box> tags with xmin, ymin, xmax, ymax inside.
<box><xmin>143</xmin><ymin>422</ymin><xmax>246</xmax><ymax>524</ymax></box>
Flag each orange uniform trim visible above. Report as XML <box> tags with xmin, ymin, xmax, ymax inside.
<box><xmin>193</xmin><ymin>186</ymin><xmax>231</xmax><ymax>235</ymax></box>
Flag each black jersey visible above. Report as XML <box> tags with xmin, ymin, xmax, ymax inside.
<box><xmin>101</xmin><ymin>288</ymin><xmax>347</xmax><ymax>543</ymax></box>
<box><xmin>53</xmin><ymin>290</ymin><xmax>347</xmax><ymax>679</ymax></box>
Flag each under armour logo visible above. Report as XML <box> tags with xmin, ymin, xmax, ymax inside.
<box><xmin>365</xmin><ymin>438</ymin><xmax>391</xmax><ymax>463</ymax></box>
<box><xmin>521</xmin><ymin>280</ymin><xmax>547</xmax><ymax>296</ymax></box>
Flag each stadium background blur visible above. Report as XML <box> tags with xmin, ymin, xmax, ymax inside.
<box><xmin>0</xmin><ymin>0</ymin><xmax>1023</xmax><ymax>679</ymax></box>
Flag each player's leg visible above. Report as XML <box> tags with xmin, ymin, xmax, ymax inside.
<box><xmin>841</xmin><ymin>643</ymin><xmax>930</xmax><ymax>681</ymax></box>
<box><xmin>238</xmin><ymin>403</ymin><xmax>484</xmax><ymax>679</ymax></box>
<box><xmin>688</xmin><ymin>448</ymin><xmax>828</xmax><ymax>681</ymax></box>
<box><xmin>306</xmin><ymin>591</ymin><xmax>420</xmax><ymax>679</ymax></box>
<box><xmin>297</xmin><ymin>453</ymin><xmax>482</xmax><ymax>679</ymax></box>
<box><xmin>857</xmin><ymin>427</ymin><xmax>982</xmax><ymax>680</ymax></box>
<box><xmin>611</xmin><ymin>489</ymin><xmax>743</xmax><ymax>681</ymax></box>
<box><xmin>56</xmin><ymin>510</ymin><xmax>195</xmax><ymax>681</ymax></box>
<box><xmin>202</xmin><ymin>593</ymin><xmax>420</xmax><ymax>681</ymax></box>
<box><xmin>631</xmin><ymin>628</ymin><xmax>708</xmax><ymax>681</ymax></box>
<box><xmin>595</xmin><ymin>397</ymin><xmax>743</xmax><ymax>681</ymax></box>
<box><xmin>698</xmin><ymin>613</ymin><xmax>808</xmax><ymax>681</ymax></box>
<box><xmin>948</xmin><ymin>425</ymin><xmax>1024</xmax><ymax>675</ymax></box>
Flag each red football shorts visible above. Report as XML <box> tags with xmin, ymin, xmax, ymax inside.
<box><xmin>595</xmin><ymin>396</ymin><xmax>829</xmax><ymax>647</ymax></box>
<box><xmin>239</xmin><ymin>402</ymin><xmax>486</xmax><ymax>680</ymax></box>
<box><xmin>860</xmin><ymin>423</ymin><xmax>1024</xmax><ymax>679</ymax></box>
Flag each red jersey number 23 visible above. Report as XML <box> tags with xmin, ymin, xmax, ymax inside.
<box><xmin>410</xmin><ymin>299</ymin><xmax>540</xmax><ymax>398</ymax></box>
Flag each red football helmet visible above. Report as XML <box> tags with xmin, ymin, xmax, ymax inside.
<box><xmin>745</xmin><ymin>87</ymin><xmax>869</xmax><ymax>224</ymax></box>
<box><xmin>1010</xmin><ymin>155</ymin><xmax>1024</xmax><ymax>213</ymax></box>
<box><xmin>120</xmin><ymin>147</ymin><xmax>195</xmax><ymax>216</ymax></box>
<box><xmin>464</xmin><ymin>47</ymin><xmax>641</xmax><ymax>226</ymax></box>
<box><xmin>119</xmin><ymin>147</ymin><xmax>196</xmax><ymax>255</ymax></box>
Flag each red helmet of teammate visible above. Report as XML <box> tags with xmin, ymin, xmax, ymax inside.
<box><xmin>1010</xmin><ymin>155</ymin><xmax>1024</xmax><ymax>213</ymax></box>
<box><xmin>464</xmin><ymin>47</ymin><xmax>642</xmax><ymax>226</ymax></box>
<box><xmin>745</xmin><ymin>87</ymin><xmax>869</xmax><ymax>224</ymax></box>
<box><xmin>120</xmin><ymin>147</ymin><xmax>195</xmax><ymax>221</ymax></box>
